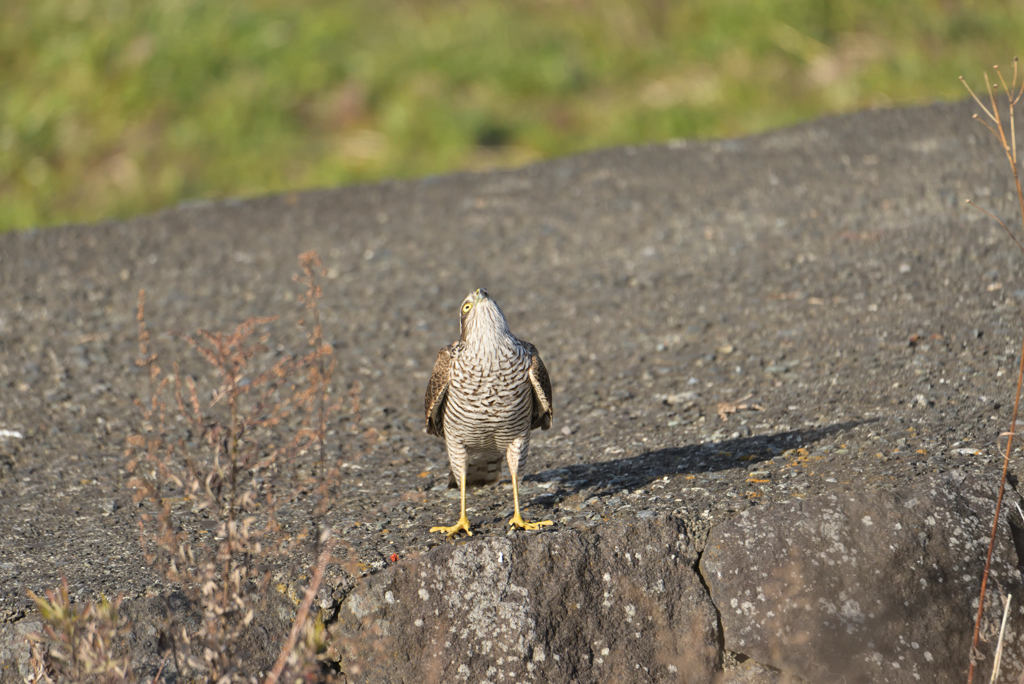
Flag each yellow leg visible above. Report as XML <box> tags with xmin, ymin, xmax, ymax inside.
<box><xmin>430</xmin><ymin>472</ymin><xmax>472</xmax><ymax>538</ymax></box>
<box><xmin>508</xmin><ymin>476</ymin><xmax>553</xmax><ymax>531</ymax></box>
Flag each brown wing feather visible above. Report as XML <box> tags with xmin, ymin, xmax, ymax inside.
<box><xmin>522</xmin><ymin>341</ymin><xmax>553</xmax><ymax>430</ymax></box>
<box><xmin>424</xmin><ymin>343</ymin><xmax>458</xmax><ymax>436</ymax></box>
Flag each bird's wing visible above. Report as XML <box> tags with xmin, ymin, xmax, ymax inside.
<box><xmin>523</xmin><ymin>341</ymin><xmax>553</xmax><ymax>430</ymax></box>
<box><xmin>425</xmin><ymin>343</ymin><xmax>458</xmax><ymax>436</ymax></box>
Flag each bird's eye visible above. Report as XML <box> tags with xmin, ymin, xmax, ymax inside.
<box><xmin>462</xmin><ymin>302</ymin><xmax>472</xmax><ymax>314</ymax></box>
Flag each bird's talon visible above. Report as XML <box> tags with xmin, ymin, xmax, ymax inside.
<box><xmin>508</xmin><ymin>513</ymin><xmax>553</xmax><ymax>531</ymax></box>
<box><xmin>430</xmin><ymin>516</ymin><xmax>473</xmax><ymax>538</ymax></box>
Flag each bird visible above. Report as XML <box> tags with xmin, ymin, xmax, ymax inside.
<box><xmin>424</xmin><ymin>288</ymin><xmax>554</xmax><ymax>538</ymax></box>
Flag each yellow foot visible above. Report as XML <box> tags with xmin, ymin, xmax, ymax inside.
<box><xmin>508</xmin><ymin>511</ymin><xmax>554</xmax><ymax>531</ymax></box>
<box><xmin>430</xmin><ymin>515</ymin><xmax>472</xmax><ymax>539</ymax></box>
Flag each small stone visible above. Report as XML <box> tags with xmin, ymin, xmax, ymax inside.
<box><xmin>45</xmin><ymin>388</ymin><xmax>71</xmax><ymax>403</ymax></box>
<box><xmin>664</xmin><ymin>391</ymin><xmax>699</xmax><ymax>406</ymax></box>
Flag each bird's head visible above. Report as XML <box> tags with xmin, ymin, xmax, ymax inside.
<box><xmin>459</xmin><ymin>288</ymin><xmax>509</xmax><ymax>341</ymax></box>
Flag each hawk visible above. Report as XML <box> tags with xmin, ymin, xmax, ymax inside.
<box><xmin>424</xmin><ymin>288</ymin><xmax>554</xmax><ymax>538</ymax></box>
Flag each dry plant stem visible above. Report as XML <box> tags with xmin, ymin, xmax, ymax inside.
<box><xmin>991</xmin><ymin>594</ymin><xmax>1012</xmax><ymax>684</ymax></box>
<box><xmin>225</xmin><ymin>371</ymin><xmax>239</xmax><ymax>613</ymax></box>
<box><xmin>308</xmin><ymin>272</ymin><xmax>327</xmax><ymax>479</ymax></box>
<box><xmin>969</xmin><ymin>328</ymin><xmax>1024</xmax><ymax>683</ymax></box>
<box><xmin>296</xmin><ymin>251</ymin><xmax>335</xmax><ymax>550</ymax></box>
<box><xmin>962</xmin><ymin>65</ymin><xmax>1024</xmax><ymax>248</ymax></box>
<box><xmin>126</xmin><ymin>254</ymin><xmax>345</xmax><ymax>682</ymax></box>
<box><xmin>153</xmin><ymin>650</ymin><xmax>171</xmax><ymax>683</ymax></box>
<box><xmin>297</xmin><ymin>251</ymin><xmax>328</xmax><ymax>477</ymax></box>
<box><xmin>964</xmin><ymin>200</ymin><xmax>1024</xmax><ymax>254</ymax></box>
<box><xmin>265</xmin><ymin>538</ymin><xmax>334</xmax><ymax>684</ymax></box>
<box><xmin>962</xmin><ymin>60</ymin><xmax>1024</xmax><ymax>684</ymax></box>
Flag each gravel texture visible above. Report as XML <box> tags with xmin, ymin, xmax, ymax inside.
<box><xmin>2</xmin><ymin>98</ymin><xmax>1024</xmax><ymax>679</ymax></box>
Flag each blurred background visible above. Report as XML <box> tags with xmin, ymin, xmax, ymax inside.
<box><xmin>3</xmin><ymin>0</ymin><xmax>1022</xmax><ymax>231</ymax></box>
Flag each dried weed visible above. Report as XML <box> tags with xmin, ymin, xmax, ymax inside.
<box><xmin>27</xmin><ymin>250</ymin><xmax>354</xmax><ymax>683</ymax></box>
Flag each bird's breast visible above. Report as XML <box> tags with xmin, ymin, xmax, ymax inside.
<box><xmin>444</xmin><ymin>345</ymin><xmax>532</xmax><ymax>440</ymax></box>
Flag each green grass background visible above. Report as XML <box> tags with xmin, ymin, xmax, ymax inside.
<box><xmin>3</xmin><ymin>0</ymin><xmax>1022</xmax><ymax>231</ymax></box>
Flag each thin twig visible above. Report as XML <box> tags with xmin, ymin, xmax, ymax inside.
<box><xmin>973</xmin><ymin>113</ymin><xmax>1001</xmax><ymax>140</ymax></box>
<box><xmin>964</xmin><ymin>200</ymin><xmax>1024</xmax><ymax>254</ymax></box>
<box><xmin>962</xmin><ymin>76</ymin><xmax>997</xmax><ymax>123</ymax></box>
<box><xmin>1013</xmin><ymin>57</ymin><xmax>1024</xmax><ymax>106</ymax></box>
<box><xmin>970</xmin><ymin>327</ymin><xmax>1024</xmax><ymax>684</ymax></box>
<box><xmin>995</xmin><ymin>66</ymin><xmax>1017</xmax><ymax>159</ymax></box>
<box><xmin>990</xmin><ymin>593</ymin><xmax>1012</xmax><ymax>684</ymax></box>
<box><xmin>265</xmin><ymin>536</ymin><xmax>334</xmax><ymax>684</ymax></box>
<box><xmin>152</xmin><ymin>650</ymin><xmax>171</xmax><ymax>683</ymax></box>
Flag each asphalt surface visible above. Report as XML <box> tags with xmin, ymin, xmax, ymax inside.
<box><xmin>2</xmin><ymin>98</ymin><xmax>1022</xmax><ymax>623</ymax></box>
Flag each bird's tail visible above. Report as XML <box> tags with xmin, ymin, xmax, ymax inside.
<box><xmin>448</xmin><ymin>458</ymin><xmax>503</xmax><ymax>488</ymax></box>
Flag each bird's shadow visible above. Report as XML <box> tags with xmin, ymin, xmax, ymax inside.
<box><xmin>523</xmin><ymin>419</ymin><xmax>872</xmax><ymax>506</ymax></box>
